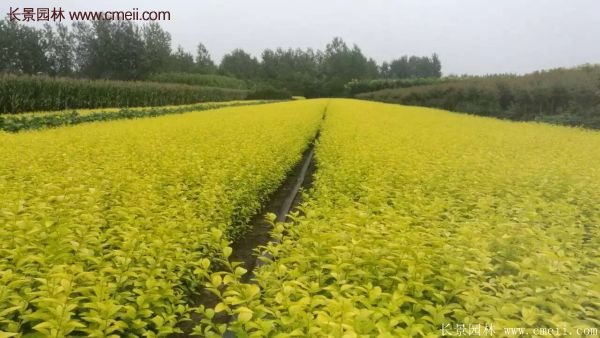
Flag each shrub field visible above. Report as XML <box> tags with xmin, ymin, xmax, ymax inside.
<box><xmin>204</xmin><ymin>100</ymin><xmax>600</xmax><ymax>337</ymax></box>
<box><xmin>0</xmin><ymin>100</ymin><xmax>325</xmax><ymax>337</ymax></box>
<box><xmin>1</xmin><ymin>99</ymin><xmax>598</xmax><ymax>337</ymax></box>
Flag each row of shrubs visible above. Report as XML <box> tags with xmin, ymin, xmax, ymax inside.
<box><xmin>147</xmin><ymin>73</ymin><xmax>293</xmax><ymax>100</ymax></box>
<box><xmin>0</xmin><ymin>101</ymin><xmax>274</xmax><ymax>133</ymax></box>
<box><xmin>358</xmin><ymin>65</ymin><xmax>600</xmax><ymax>129</ymax></box>
<box><xmin>147</xmin><ymin>72</ymin><xmax>248</xmax><ymax>89</ymax></box>
<box><xmin>345</xmin><ymin>77</ymin><xmax>450</xmax><ymax>96</ymax></box>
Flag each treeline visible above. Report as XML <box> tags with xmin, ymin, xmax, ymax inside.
<box><xmin>0</xmin><ymin>75</ymin><xmax>246</xmax><ymax>114</ymax></box>
<box><xmin>379</xmin><ymin>55</ymin><xmax>442</xmax><ymax>79</ymax></box>
<box><xmin>0</xmin><ymin>20</ymin><xmax>442</xmax><ymax>97</ymax></box>
<box><xmin>0</xmin><ymin>20</ymin><xmax>203</xmax><ymax>80</ymax></box>
<box><xmin>358</xmin><ymin>65</ymin><xmax>600</xmax><ymax>129</ymax></box>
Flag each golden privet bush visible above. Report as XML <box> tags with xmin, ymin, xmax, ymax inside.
<box><xmin>218</xmin><ymin>99</ymin><xmax>600</xmax><ymax>337</ymax></box>
<box><xmin>0</xmin><ymin>100</ymin><xmax>326</xmax><ymax>337</ymax></box>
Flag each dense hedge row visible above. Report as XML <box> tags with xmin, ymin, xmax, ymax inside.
<box><xmin>0</xmin><ymin>101</ymin><xmax>273</xmax><ymax>132</ymax></box>
<box><xmin>358</xmin><ymin>65</ymin><xmax>600</xmax><ymax>129</ymax></box>
<box><xmin>0</xmin><ymin>75</ymin><xmax>248</xmax><ymax>114</ymax></box>
<box><xmin>147</xmin><ymin>72</ymin><xmax>248</xmax><ymax>89</ymax></box>
<box><xmin>345</xmin><ymin>77</ymin><xmax>449</xmax><ymax>96</ymax></box>
<box><xmin>246</xmin><ymin>85</ymin><xmax>292</xmax><ymax>100</ymax></box>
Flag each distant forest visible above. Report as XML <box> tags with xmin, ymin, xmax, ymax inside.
<box><xmin>3</xmin><ymin>19</ymin><xmax>598</xmax><ymax>130</ymax></box>
<box><xmin>0</xmin><ymin>20</ymin><xmax>441</xmax><ymax>97</ymax></box>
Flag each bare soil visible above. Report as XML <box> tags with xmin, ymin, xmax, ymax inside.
<box><xmin>173</xmin><ymin>137</ymin><xmax>318</xmax><ymax>337</ymax></box>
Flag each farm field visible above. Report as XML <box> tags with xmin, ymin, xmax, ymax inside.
<box><xmin>1</xmin><ymin>99</ymin><xmax>599</xmax><ymax>337</ymax></box>
<box><xmin>3</xmin><ymin>1</ymin><xmax>598</xmax><ymax>336</ymax></box>
<box><xmin>213</xmin><ymin>100</ymin><xmax>600</xmax><ymax>337</ymax></box>
<box><xmin>0</xmin><ymin>100</ymin><xmax>324</xmax><ymax>337</ymax></box>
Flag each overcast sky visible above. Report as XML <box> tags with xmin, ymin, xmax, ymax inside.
<box><xmin>9</xmin><ymin>0</ymin><xmax>600</xmax><ymax>75</ymax></box>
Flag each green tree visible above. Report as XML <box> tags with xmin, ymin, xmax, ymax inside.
<box><xmin>389</xmin><ymin>54</ymin><xmax>442</xmax><ymax>78</ymax></box>
<box><xmin>380</xmin><ymin>61</ymin><xmax>391</xmax><ymax>78</ymax></box>
<box><xmin>321</xmin><ymin>37</ymin><xmax>370</xmax><ymax>96</ymax></box>
<box><xmin>390</xmin><ymin>56</ymin><xmax>410</xmax><ymax>78</ymax></box>
<box><xmin>195</xmin><ymin>43</ymin><xmax>216</xmax><ymax>73</ymax></box>
<box><xmin>431</xmin><ymin>53</ymin><xmax>442</xmax><ymax>78</ymax></box>
<box><xmin>43</xmin><ymin>23</ymin><xmax>75</xmax><ymax>76</ymax></box>
<box><xmin>0</xmin><ymin>20</ymin><xmax>22</xmax><ymax>73</ymax></box>
<box><xmin>260</xmin><ymin>48</ymin><xmax>320</xmax><ymax>96</ymax></box>
<box><xmin>142</xmin><ymin>23</ymin><xmax>172</xmax><ymax>75</ymax></box>
<box><xmin>73</xmin><ymin>21</ymin><xmax>146</xmax><ymax>80</ymax></box>
<box><xmin>366</xmin><ymin>58</ymin><xmax>379</xmax><ymax>79</ymax></box>
<box><xmin>219</xmin><ymin>49</ymin><xmax>259</xmax><ymax>80</ymax></box>
<box><xmin>168</xmin><ymin>46</ymin><xmax>195</xmax><ymax>73</ymax></box>
<box><xmin>0</xmin><ymin>20</ymin><xmax>49</xmax><ymax>74</ymax></box>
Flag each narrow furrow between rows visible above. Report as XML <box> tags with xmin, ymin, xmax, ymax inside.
<box><xmin>174</xmin><ymin>111</ymin><xmax>325</xmax><ymax>337</ymax></box>
<box><xmin>230</xmin><ymin>140</ymin><xmax>317</xmax><ymax>284</ymax></box>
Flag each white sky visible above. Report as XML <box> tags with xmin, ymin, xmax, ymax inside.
<box><xmin>7</xmin><ymin>0</ymin><xmax>600</xmax><ymax>75</ymax></box>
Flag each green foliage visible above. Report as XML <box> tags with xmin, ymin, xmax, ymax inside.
<box><xmin>142</xmin><ymin>23</ymin><xmax>173</xmax><ymax>76</ymax></box>
<box><xmin>320</xmin><ymin>37</ymin><xmax>373</xmax><ymax>97</ymax></box>
<box><xmin>166</xmin><ymin>46</ymin><xmax>196</xmax><ymax>74</ymax></box>
<box><xmin>259</xmin><ymin>48</ymin><xmax>322</xmax><ymax>97</ymax></box>
<box><xmin>43</xmin><ymin>23</ymin><xmax>75</xmax><ymax>77</ymax></box>
<box><xmin>246</xmin><ymin>85</ymin><xmax>292</xmax><ymax>100</ymax></box>
<box><xmin>219</xmin><ymin>49</ymin><xmax>261</xmax><ymax>80</ymax></box>
<box><xmin>345</xmin><ymin>77</ymin><xmax>451</xmax><ymax>96</ymax></box>
<box><xmin>0</xmin><ymin>20</ymin><xmax>48</xmax><ymax>74</ymax></box>
<box><xmin>387</xmin><ymin>54</ymin><xmax>442</xmax><ymax>79</ymax></box>
<box><xmin>147</xmin><ymin>72</ymin><xmax>247</xmax><ymax>89</ymax></box>
<box><xmin>74</xmin><ymin>21</ymin><xmax>148</xmax><ymax>80</ymax></box>
<box><xmin>2</xmin><ymin>19</ymin><xmax>445</xmax><ymax>98</ymax></box>
<box><xmin>0</xmin><ymin>74</ymin><xmax>248</xmax><ymax>114</ymax></box>
<box><xmin>359</xmin><ymin>64</ymin><xmax>600</xmax><ymax>129</ymax></box>
<box><xmin>0</xmin><ymin>100</ymin><xmax>326</xmax><ymax>337</ymax></box>
<box><xmin>195</xmin><ymin>43</ymin><xmax>217</xmax><ymax>74</ymax></box>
